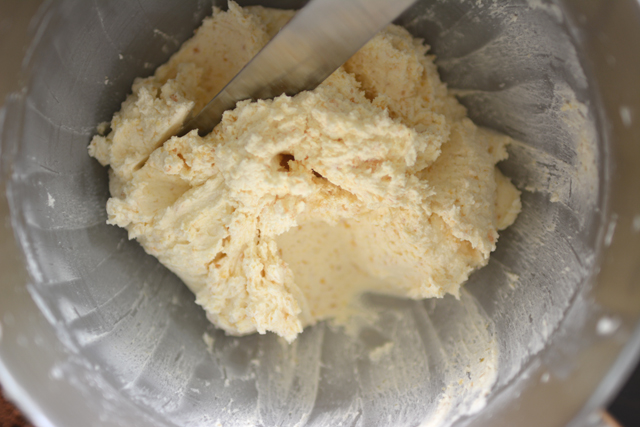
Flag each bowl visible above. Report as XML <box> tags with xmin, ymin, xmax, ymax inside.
<box><xmin>1</xmin><ymin>1</ymin><xmax>640</xmax><ymax>426</ymax></box>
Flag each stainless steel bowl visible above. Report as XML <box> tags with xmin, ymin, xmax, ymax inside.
<box><xmin>1</xmin><ymin>1</ymin><xmax>639</xmax><ymax>426</ymax></box>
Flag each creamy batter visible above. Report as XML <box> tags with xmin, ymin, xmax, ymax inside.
<box><xmin>89</xmin><ymin>2</ymin><xmax>521</xmax><ymax>343</ymax></box>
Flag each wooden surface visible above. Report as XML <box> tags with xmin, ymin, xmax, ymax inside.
<box><xmin>0</xmin><ymin>389</ymin><xmax>32</xmax><ymax>427</ymax></box>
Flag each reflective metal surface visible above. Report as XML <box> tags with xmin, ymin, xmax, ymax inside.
<box><xmin>183</xmin><ymin>0</ymin><xmax>416</xmax><ymax>135</ymax></box>
<box><xmin>0</xmin><ymin>1</ymin><xmax>639</xmax><ymax>426</ymax></box>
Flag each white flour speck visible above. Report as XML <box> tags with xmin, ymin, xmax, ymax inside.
<box><xmin>597</xmin><ymin>316</ymin><xmax>620</xmax><ymax>335</ymax></box>
<box><xmin>620</xmin><ymin>106</ymin><xmax>633</xmax><ymax>128</ymax></box>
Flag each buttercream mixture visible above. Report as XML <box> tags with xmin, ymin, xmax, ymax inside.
<box><xmin>89</xmin><ymin>2</ymin><xmax>521</xmax><ymax>343</ymax></box>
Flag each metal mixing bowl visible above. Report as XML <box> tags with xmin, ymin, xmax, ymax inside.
<box><xmin>1</xmin><ymin>1</ymin><xmax>639</xmax><ymax>426</ymax></box>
